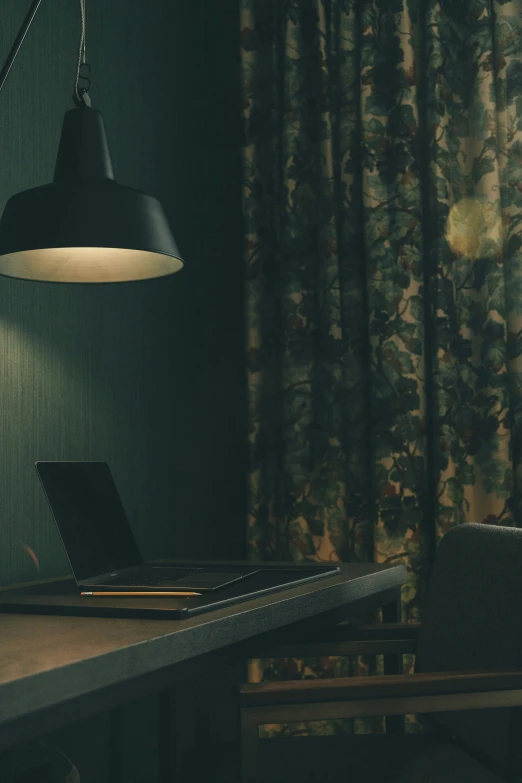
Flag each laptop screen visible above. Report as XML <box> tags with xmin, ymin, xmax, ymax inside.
<box><xmin>36</xmin><ymin>461</ymin><xmax>142</xmax><ymax>581</ymax></box>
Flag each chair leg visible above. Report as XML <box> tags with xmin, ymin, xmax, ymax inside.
<box><xmin>241</xmin><ymin>708</ymin><xmax>261</xmax><ymax>783</ymax></box>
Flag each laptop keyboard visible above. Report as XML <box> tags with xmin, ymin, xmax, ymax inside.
<box><xmin>104</xmin><ymin>566</ymin><xmax>201</xmax><ymax>587</ymax></box>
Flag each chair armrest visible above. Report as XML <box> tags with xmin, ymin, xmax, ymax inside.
<box><xmin>247</xmin><ymin>623</ymin><xmax>421</xmax><ymax>659</ymax></box>
<box><xmin>240</xmin><ymin>669</ymin><xmax>522</xmax><ymax>721</ymax></box>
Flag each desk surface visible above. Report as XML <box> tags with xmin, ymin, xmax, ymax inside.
<box><xmin>0</xmin><ymin>562</ymin><xmax>405</xmax><ymax>743</ymax></box>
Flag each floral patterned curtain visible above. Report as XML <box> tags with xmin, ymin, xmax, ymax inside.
<box><xmin>241</xmin><ymin>0</ymin><xmax>522</xmax><ymax>640</ymax></box>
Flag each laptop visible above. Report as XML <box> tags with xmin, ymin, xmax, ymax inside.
<box><xmin>35</xmin><ymin>461</ymin><xmax>261</xmax><ymax>592</ymax></box>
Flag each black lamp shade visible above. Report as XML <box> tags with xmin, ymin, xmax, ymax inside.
<box><xmin>0</xmin><ymin>106</ymin><xmax>184</xmax><ymax>282</ymax></box>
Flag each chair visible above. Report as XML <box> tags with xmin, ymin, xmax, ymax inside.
<box><xmin>239</xmin><ymin>523</ymin><xmax>522</xmax><ymax>782</ymax></box>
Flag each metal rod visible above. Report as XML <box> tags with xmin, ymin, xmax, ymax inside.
<box><xmin>0</xmin><ymin>0</ymin><xmax>43</xmax><ymax>94</ymax></box>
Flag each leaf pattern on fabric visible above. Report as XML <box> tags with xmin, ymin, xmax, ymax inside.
<box><xmin>241</xmin><ymin>0</ymin><xmax>522</xmax><ymax>736</ymax></box>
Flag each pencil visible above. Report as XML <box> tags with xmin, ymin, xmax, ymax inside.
<box><xmin>80</xmin><ymin>591</ymin><xmax>201</xmax><ymax>597</ymax></box>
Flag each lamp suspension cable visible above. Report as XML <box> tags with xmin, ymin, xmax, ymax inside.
<box><xmin>73</xmin><ymin>0</ymin><xmax>91</xmax><ymax>107</ymax></box>
<box><xmin>81</xmin><ymin>0</ymin><xmax>86</xmax><ymax>62</ymax></box>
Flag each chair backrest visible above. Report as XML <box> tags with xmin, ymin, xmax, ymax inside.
<box><xmin>415</xmin><ymin>522</ymin><xmax>522</xmax><ymax>776</ymax></box>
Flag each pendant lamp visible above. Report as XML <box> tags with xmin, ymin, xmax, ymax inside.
<box><xmin>0</xmin><ymin>0</ymin><xmax>184</xmax><ymax>283</ymax></box>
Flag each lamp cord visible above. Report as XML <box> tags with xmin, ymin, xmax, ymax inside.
<box><xmin>81</xmin><ymin>0</ymin><xmax>86</xmax><ymax>63</ymax></box>
<box><xmin>73</xmin><ymin>0</ymin><xmax>91</xmax><ymax>107</ymax></box>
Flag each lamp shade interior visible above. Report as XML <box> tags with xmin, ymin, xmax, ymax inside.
<box><xmin>0</xmin><ymin>247</ymin><xmax>183</xmax><ymax>283</ymax></box>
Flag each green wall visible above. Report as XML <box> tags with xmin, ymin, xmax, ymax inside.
<box><xmin>0</xmin><ymin>0</ymin><xmax>245</xmax><ymax>588</ymax></box>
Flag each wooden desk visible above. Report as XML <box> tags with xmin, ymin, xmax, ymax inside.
<box><xmin>0</xmin><ymin>562</ymin><xmax>406</xmax><ymax>781</ymax></box>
